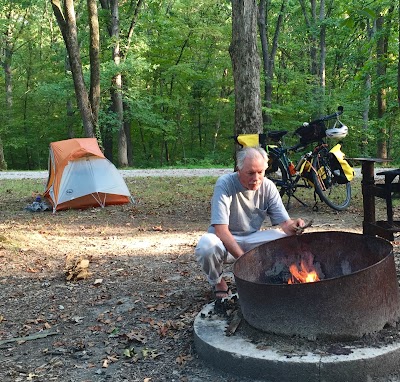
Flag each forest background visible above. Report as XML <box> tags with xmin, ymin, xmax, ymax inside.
<box><xmin>0</xmin><ymin>0</ymin><xmax>399</xmax><ymax>171</ymax></box>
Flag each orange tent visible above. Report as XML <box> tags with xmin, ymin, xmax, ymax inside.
<box><xmin>44</xmin><ymin>138</ymin><xmax>132</xmax><ymax>212</ymax></box>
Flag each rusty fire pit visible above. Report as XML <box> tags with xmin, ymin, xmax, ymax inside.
<box><xmin>233</xmin><ymin>231</ymin><xmax>400</xmax><ymax>340</ymax></box>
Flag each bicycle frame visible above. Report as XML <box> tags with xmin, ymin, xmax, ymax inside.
<box><xmin>266</xmin><ymin>143</ymin><xmax>317</xmax><ymax>208</ymax></box>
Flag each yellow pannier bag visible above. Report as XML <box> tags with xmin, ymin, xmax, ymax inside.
<box><xmin>300</xmin><ymin>160</ymin><xmax>315</xmax><ymax>187</ymax></box>
<box><xmin>329</xmin><ymin>144</ymin><xmax>354</xmax><ymax>183</ymax></box>
<box><xmin>236</xmin><ymin>134</ymin><xmax>262</xmax><ymax>148</ymax></box>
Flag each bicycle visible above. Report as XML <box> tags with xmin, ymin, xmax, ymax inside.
<box><xmin>235</xmin><ymin>106</ymin><xmax>353</xmax><ymax>211</ymax></box>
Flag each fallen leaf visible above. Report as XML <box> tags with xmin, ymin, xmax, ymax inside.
<box><xmin>158</xmin><ymin>324</ymin><xmax>169</xmax><ymax>337</ymax></box>
<box><xmin>126</xmin><ymin>330</ymin><xmax>147</xmax><ymax>344</ymax></box>
<box><xmin>123</xmin><ymin>348</ymin><xmax>133</xmax><ymax>358</ymax></box>
<box><xmin>108</xmin><ymin>327</ymin><xmax>119</xmax><ymax>336</ymax></box>
<box><xmin>142</xmin><ymin>348</ymin><xmax>163</xmax><ymax>359</ymax></box>
<box><xmin>176</xmin><ymin>354</ymin><xmax>193</xmax><ymax>366</ymax></box>
<box><xmin>65</xmin><ymin>255</ymin><xmax>91</xmax><ymax>281</ymax></box>
<box><xmin>70</xmin><ymin>316</ymin><xmax>85</xmax><ymax>324</ymax></box>
<box><xmin>88</xmin><ymin>325</ymin><xmax>103</xmax><ymax>332</ymax></box>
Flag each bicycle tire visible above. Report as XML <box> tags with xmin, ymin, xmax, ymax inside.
<box><xmin>311</xmin><ymin>148</ymin><xmax>351</xmax><ymax>211</ymax></box>
<box><xmin>267</xmin><ymin>159</ymin><xmax>289</xmax><ymax>197</ymax></box>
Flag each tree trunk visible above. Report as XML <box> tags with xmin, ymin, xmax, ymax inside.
<box><xmin>319</xmin><ymin>0</ymin><xmax>326</xmax><ymax>90</ymax></box>
<box><xmin>398</xmin><ymin>0</ymin><xmax>400</xmax><ymax>109</ymax></box>
<box><xmin>258</xmin><ymin>0</ymin><xmax>287</xmax><ymax>126</ymax></box>
<box><xmin>309</xmin><ymin>0</ymin><xmax>318</xmax><ymax>77</ymax></box>
<box><xmin>103</xmin><ymin>121</ymin><xmax>114</xmax><ymax>162</ymax></box>
<box><xmin>87</xmin><ymin>0</ymin><xmax>101</xmax><ymax>138</ymax></box>
<box><xmin>51</xmin><ymin>0</ymin><xmax>95</xmax><ymax>138</ymax></box>
<box><xmin>362</xmin><ymin>19</ymin><xmax>374</xmax><ymax>156</ymax></box>
<box><xmin>124</xmin><ymin>119</ymin><xmax>133</xmax><ymax>166</ymax></box>
<box><xmin>66</xmin><ymin>99</ymin><xmax>75</xmax><ymax>138</ymax></box>
<box><xmin>99</xmin><ymin>0</ymin><xmax>129</xmax><ymax>167</ymax></box>
<box><xmin>0</xmin><ymin>18</ymin><xmax>13</xmax><ymax>170</ymax></box>
<box><xmin>229</xmin><ymin>0</ymin><xmax>263</xmax><ymax>135</ymax></box>
<box><xmin>124</xmin><ymin>0</ymin><xmax>143</xmax><ymax>166</ymax></box>
<box><xmin>0</xmin><ymin>139</ymin><xmax>6</xmax><ymax>171</ymax></box>
<box><xmin>299</xmin><ymin>0</ymin><xmax>333</xmax><ymax>114</ymax></box>
<box><xmin>125</xmin><ymin>0</ymin><xmax>144</xmax><ymax>57</ymax></box>
<box><xmin>23</xmin><ymin>44</ymin><xmax>33</xmax><ymax>169</ymax></box>
<box><xmin>98</xmin><ymin>0</ymin><xmax>143</xmax><ymax>166</ymax></box>
<box><xmin>122</xmin><ymin>75</ymin><xmax>134</xmax><ymax>166</ymax></box>
<box><xmin>212</xmin><ymin>68</ymin><xmax>232</xmax><ymax>153</ymax></box>
<box><xmin>376</xmin><ymin>10</ymin><xmax>393</xmax><ymax>159</ymax></box>
<box><xmin>109</xmin><ymin>0</ymin><xmax>128</xmax><ymax>167</ymax></box>
<box><xmin>4</xmin><ymin>25</ymin><xmax>13</xmax><ymax>110</ymax></box>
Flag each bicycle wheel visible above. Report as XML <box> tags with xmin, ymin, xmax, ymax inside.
<box><xmin>267</xmin><ymin>159</ymin><xmax>289</xmax><ymax>197</ymax></box>
<box><xmin>311</xmin><ymin>149</ymin><xmax>351</xmax><ymax>211</ymax></box>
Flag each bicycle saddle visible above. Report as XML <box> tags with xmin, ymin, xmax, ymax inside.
<box><xmin>267</xmin><ymin>130</ymin><xmax>288</xmax><ymax>141</ymax></box>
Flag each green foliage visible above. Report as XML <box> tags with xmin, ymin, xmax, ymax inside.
<box><xmin>1</xmin><ymin>0</ymin><xmax>400</xmax><ymax>169</ymax></box>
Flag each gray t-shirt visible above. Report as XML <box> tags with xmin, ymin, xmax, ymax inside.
<box><xmin>208</xmin><ymin>172</ymin><xmax>290</xmax><ymax>236</ymax></box>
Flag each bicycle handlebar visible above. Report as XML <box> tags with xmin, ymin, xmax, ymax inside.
<box><xmin>313</xmin><ymin>106</ymin><xmax>343</xmax><ymax>123</ymax></box>
<box><xmin>292</xmin><ymin>105</ymin><xmax>345</xmax><ymax>144</ymax></box>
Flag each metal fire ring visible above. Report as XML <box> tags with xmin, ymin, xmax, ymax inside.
<box><xmin>233</xmin><ymin>231</ymin><xmax>400</xmax><ymax>340</ymax></box>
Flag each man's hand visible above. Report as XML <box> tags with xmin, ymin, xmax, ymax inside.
<box><xmin>280</xmin><ymin>218</ymin><xmax>307</xmax><ymax>236</ymax></box>
<box><xmin>293</xmin><ymin>219</ymin><xmax>313</xmax><ymax>234</ymax></box>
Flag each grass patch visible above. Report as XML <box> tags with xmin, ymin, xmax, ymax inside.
<box><xmin>125</xmin><ymin>176</ymin><xmax>216</xmax><ymax>204</ymax></box>
<box><xmin>0</xmin><ymin>177</ymin><xmax>217</xmax><ymax>205</ymax></box>
<box><xmin>0</xmin><ymin>179</ymin><xmax>46</xmax><ymax>200</ymax></box>
<box><xmin>0</xmin><ymin>175</ymin><xmax>364</xmax><ymax>215</ymax></box>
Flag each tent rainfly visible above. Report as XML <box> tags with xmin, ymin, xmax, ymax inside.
<box><xmin>44</xmin><ymin>138</ymin><xmax>132</xmax><ymax>212</ymax></box>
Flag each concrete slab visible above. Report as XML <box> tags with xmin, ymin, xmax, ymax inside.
<box><xmin>194</xmin><ymin>302</ymin><xmax>400</xmax><ymax>382</ymax></box>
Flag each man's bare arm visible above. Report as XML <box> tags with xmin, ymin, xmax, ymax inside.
<box><xmin>214</xmin><ymin>224</ymin><xmax>244</xmax><ymax>259</ymax></box>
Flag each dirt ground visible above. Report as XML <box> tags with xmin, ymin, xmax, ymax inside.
<box><xmin>0</xmin><ymin>175</ymin><xmax>400</xmax><ymax>382</ymax></box>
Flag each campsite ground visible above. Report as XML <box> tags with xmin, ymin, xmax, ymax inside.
<box><xmin>1</xmin><ymin>170</ymin><xmax>400</xmax><ymax>382</ymax></box>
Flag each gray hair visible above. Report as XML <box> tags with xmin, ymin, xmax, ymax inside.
<box><xmin>236</xmin><ymin>146</ymin><xmax>269</xmax><ymax>170</ymax></box>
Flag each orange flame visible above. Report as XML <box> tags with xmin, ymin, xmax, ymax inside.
<box><xmin>288</xmin><ymin>259</ymin><xmax>320</xmax><ymax>284</ymax></box>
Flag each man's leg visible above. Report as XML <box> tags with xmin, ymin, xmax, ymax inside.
<box><xmin>194</xmin><ymin>233</ymin><xmax>233</xmax><ymax>296</ymax></box>
<box><xmin>235</xmin><ymin>229</ymin><xmax>287</xmax><ymax>253</ymax></box>
<box><xmin>194</xmin><ymin>230</ymin><xmax>285</xmax><ymax>297</ymax></box>
<box><xmin>194</xmin><ymin>233</ymin><xmax>227</xmax><ymax>285</ymax></box>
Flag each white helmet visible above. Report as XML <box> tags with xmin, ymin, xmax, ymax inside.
<box><xmin>326</xmin><ymin>121</ymin><xmax>348</xmax><ymax>139</ymax></box>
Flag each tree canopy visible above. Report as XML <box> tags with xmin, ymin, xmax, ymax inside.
<box><xmin>1</xmin><ymin>0</ymin><xmax>399</xmax><ymax>170</ymax></box>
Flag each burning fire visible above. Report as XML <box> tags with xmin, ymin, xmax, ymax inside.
<box><xmin>288</xmin><ymin>255</ymin><xmax>321</xmax><ymax>284</ymax></box>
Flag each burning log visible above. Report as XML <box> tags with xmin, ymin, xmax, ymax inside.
<box><xmin>264</xmin><ymin>250</ymin><xmax>325</xmax><ymax>284</ymax></box>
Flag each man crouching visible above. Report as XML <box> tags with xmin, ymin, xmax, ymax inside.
<box><xmin>195</xmin><ymin>146</ymin><xmax>305</xmax><ymax>299</ymax></box>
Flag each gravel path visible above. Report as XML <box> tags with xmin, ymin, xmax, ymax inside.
<box><xmin>0</xmin><ymin>167</ymin><xmax>379</xmax><ymax>180</ymax></box>
<box><xmin>0</xmin><ymin>168</ymin><xmax>234</xmax><ymax>180</ymax></box>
